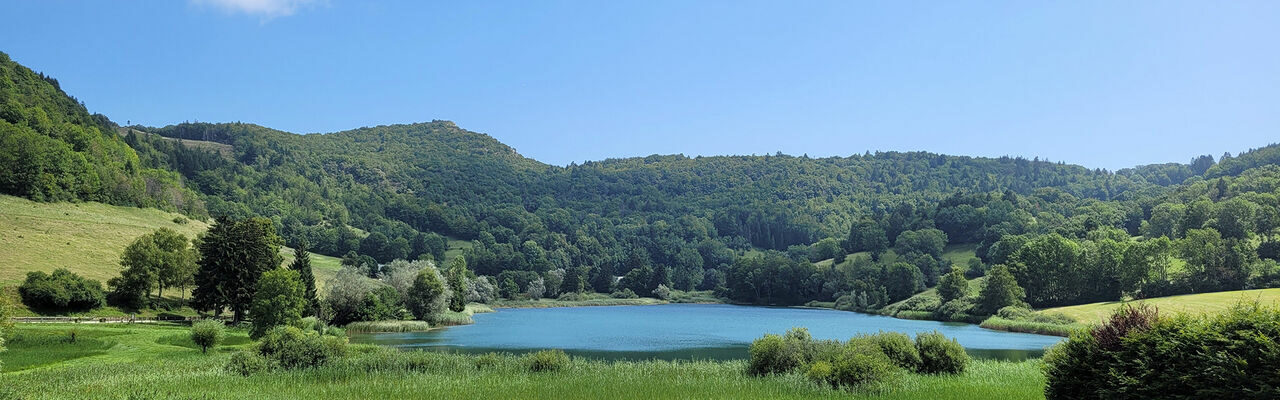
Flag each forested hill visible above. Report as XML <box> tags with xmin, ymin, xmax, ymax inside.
<box><xmin>0</xmin><ymin>52</ymin><xmax>201</xmax><ymax>214</ymax></box>
<box><xmin>132</xmin><ymin>119</ymin><xmax>1173</xmax><ymax>251</ymax></box>
<box><xmin>5</xmin><ymin>52</ymin><xmax>1280</xmax><ymax>311</ymax></box>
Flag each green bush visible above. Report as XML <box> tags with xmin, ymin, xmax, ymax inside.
<box><xmin>995</xmin><ymin>305</ymin><xmax>1033</xmax><ymax>320</ymax></box>
<box><xmin>828</xmin><ymin>345</ymin><xmax>898</xmax><ymax>388</ymax></box>
<box><xmin>226</xmin><ymin>351</ymin><xmax>270</xmax><ymax>376</ymax></box>
<box><xmin>896</xmin><ymin>294</ymin><xmax>942</xmax><ymax>312</ymax></box>
<box><xmin>255</xmin><ymin>326</ymin><xmax>347</xmax><ymax>370</ymax></box>
<box><xmin>1042</xmin><ymin>303</ymin><xmax>1280</xmax><ymax>400</ymax></box>
<box><xmin>18</xmin><ymin>269</ymin><xmax>104</xmax><ymax>311</ymax></box>
<box><xmin>527</xmin><ymin>349</ymin><xmax>570</xmax><ymax>372</ymax></box>
<box><xmin>190</xmin><ymin>320</ymin><xmax>225</xmax><ymax>354</ymax></box>
<box><xmin>610</xmin><ymin>288</ymin><xmax>638</xmax><ymax>299</ymax></box>
<box><xmin>748</xmin><ymin>334</ymin><xmax>804</xmax><ymax>375</ymax></box>
<box><xmin>864</xmin><ymin>332</ymin><xmax>920</xmax><ymax>371</ymax></box>
<box><xmin>805</xmin><ymin>360</ymin><xmax>834</xmax><ymax>384</ymax></box>
<box><xmin>936</xmin><ymin>298</ymin><xmax>977</xmax><ymax>322</ymax></box>
<box><xmin>915</xmin><ymin>331</ymin><xmax>968</xmax><ymax>374</ymax></box>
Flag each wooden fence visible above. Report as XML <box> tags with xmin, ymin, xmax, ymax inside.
<box><xmin>10</xmin><ymin>315</ymin><xmax>230</xmax><ymax>324</ymax></box>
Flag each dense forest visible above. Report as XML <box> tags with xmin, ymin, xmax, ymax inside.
<box><xmin>3</xmin><ymin>50</ymin><xmax>1279</xmax><ymax>319</ymax></box>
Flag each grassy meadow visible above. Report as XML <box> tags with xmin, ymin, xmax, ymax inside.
<box><xmin>0</xmin><ymin>322</ymin><xmax>1048</xmax><ymax>400</ymax></box>
<box><xmin>1036</xmin><ymin>288</ymin><xmax>1280</xmax><ymax>324</ymax></box>
<box><xmin>0</xmin><ymin>195</ymin><xmax>342</xmax><ymax>316</ymax></box>
<box><xmin>0</xmin><ymin>195</ymin><xmax>209</xmax><ymax>286</ymax></box>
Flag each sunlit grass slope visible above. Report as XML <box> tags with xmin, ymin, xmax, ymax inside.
<box><xmin>1037</xmin><ymin>288</ymin><xmax>1280</xmax><ymax>324</ymax></box>
<box><xmin>0</xmin><ymin>195</ymin><xmax>209</xmax><ymax>286</ymax></box>
<box><xmin>0</xmin><ymin>195</ymin><xmax>342</xmax><ymax>315</ymax></box>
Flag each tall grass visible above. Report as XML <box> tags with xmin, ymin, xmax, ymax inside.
<box><xmin>430</xmin><ymin>311</ymin><xmax>474</xmax><ymax>326</ymax></box>
<box><xmin>493</xmin><ymin>297</ymin><xmax>666</xmax><ymax>308</ymax></box>
<box><xmin>344</xmin><ymin>320</ymin><xmax>433</xmax><ymax>333</ymax></box>
<box><xmin>0</xmin><ymin>335</ymin><xmax>1048</xmax><ymax>400</ymax></box>
<box><xmin>979</xmin><ymin>316</ymin><xmax>1078</xmax><ymax>337</ymax></box>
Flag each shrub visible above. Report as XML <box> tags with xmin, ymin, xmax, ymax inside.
<box><xmin>18</xmin><ymin>269</ymin><xmax>104</xmax><ymax>311</ymax></box>
<box><xmin>255</xmin><ymin>326</ymin><xmax>347</xmax><ymax>370</ymax></box>
<box><xmin>748</xmin><ymin>333</ymin><xmax>805</xmax><ymax>376</ymax></box>
<box><xmin>864</xmin><ymin>332</ymin><xmax>920</xmax><ymax>371</ymax></box>
<box><xmin>896</xmin><ymin>293</ymin><xmax>941</xmax><ymax>312</ymax></box>
<box><xmin>611</xmin><ymin>288</ymin><xmax>638</xmax><ymax>299</ymax></box>
<box><xmin>936</xmin><ymin>298</ymin><xmax>977</xmax><ymax>322</ymax></box>
<box><xmin>827</xmin><ymin>344</ymin><xmax>898</xmax><ymax>388</ymax></box>
<box><xmin>227</xmin><ymin>351</ymin><xmax>270</xmax><ymax>376</ymax></box>
<box><xmin>1091</xmin><ymin>304</ymin><xmax>1157</xmax><ymax>351</ymax></box>
<box><xmin>915</xmin><ymin>331</ymin><xmax>968</xmax><ymax>374</ymax></box>
<box><xmin>190</xmin><ymin>320</ymin><xmax>226</xmax><ymax>354</ymax></box>
<box><xmin>324</xmin><ymin>267</ymin><xmax>403</xmax><ymax>326</ymax></box>
<box><xmin>652</xmin><ymin>284</ymin><xmax>672</xmax><ymax>300</ymax></box>
<box><xmin>995</xmin><ymin>305</ymin><xmax>1033</xmax><ymax>320</ymax></box>
<box><xmin>1040</xmin><ymin>303</ymin><xmax>1280</xmax><ymax>400</ymax></box>
<box><xmin>805</xmin><ymin>360</ymin><xmax>834</xmax><ymax>384</ymax></box>
<box><xmin>527</xmin><ymin>349</ymin><xmax>570</xmax><ymax>372</ymax></box>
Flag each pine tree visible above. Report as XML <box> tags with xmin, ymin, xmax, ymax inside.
<box><xmin>446</xmin><ymin>256</ymin><xmax>468</xmax><ymax>312</ymax></box>
<box><xmin>289</xmin><ymin>242</ymin><xmax>319</xmax><ymax>315</ymax></box>
<box><xmin>192</xmin><ymin>217</ymin><xmax>283</xmax><ymax>322</ymax></box>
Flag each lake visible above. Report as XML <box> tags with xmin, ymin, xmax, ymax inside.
<box><xmin>350</xmin><ymin>304</ymin><xmax>1064</xmax><ymax>361</ymax></box>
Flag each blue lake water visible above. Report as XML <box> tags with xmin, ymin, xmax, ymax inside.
<box><xmin>350</xmin><ymin>304</ymin><xmax>1064</xmax><ymax>361</ymax></box>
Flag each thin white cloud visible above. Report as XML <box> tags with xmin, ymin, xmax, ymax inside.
<box><xmin>192</xmin><ymin>0</ymin><xmax>319</xmax><ymax>19</ymax></box>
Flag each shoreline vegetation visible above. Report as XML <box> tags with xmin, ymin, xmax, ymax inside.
<box><xmin>0</xmin><ymin>322</ymin><xmax>1048</xmax><ymax>400</ymax></box>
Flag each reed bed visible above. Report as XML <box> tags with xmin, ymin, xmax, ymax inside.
<box><xmin>343</xmin><ymin>320</ymin><xmax>433</xmax><ymax>333</ymax></box>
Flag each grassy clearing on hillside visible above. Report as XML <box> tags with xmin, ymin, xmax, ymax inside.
<box><xmin>443</xmin><ymin>238</ymin><xmax>473</xmax><ymax>262</ymax></box>
<box><xmin>1037</xmin><ymin>288</ymin><xmax>1280</xmax><ymax>323</ymax></box>
<box><xmin>940</xmin><ymin>243</ymin><xmax>979</xmax><ymax>266</ymax></box>
<box><xmin>0</xmin><ymin>195</ymin><xmax>343</xmax><ymax>316</ymax></box>
<box><xmin>279</xmin><ymin>246</ymin><xmax>342</xmax><ymax>291</ymax></box>
<box><xmin>0</xmin><ymin>323</ymin><xmax>1047</xmax><ymax>400</ymax></box>
<box><xmin>814</xmin><ymin>244</ymin><xmax>975</xmax><ymax>271</ymax></box>
<box><xmin>0</xmin><ymin>195</ymin><xmax>208</xmax><ymax>285</ymax></box>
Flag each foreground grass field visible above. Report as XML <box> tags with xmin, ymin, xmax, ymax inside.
<box><xmin>0</xmin><ymin>323</ymin><xmax>1047</xmax><ymax>400</ymax></box>
<box><xmin>1037</xmin><ymin>288</ymin><xmax>1280</xmax><ymax>323</ymax></box>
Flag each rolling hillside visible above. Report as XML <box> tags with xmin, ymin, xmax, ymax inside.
<box><xmin>0</xmin><ymin>195</ymin><xmax>343</xmax><ymax>314</ymax></box>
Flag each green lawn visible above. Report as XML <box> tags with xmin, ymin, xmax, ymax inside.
<box><xmin>0</xmin><ymin>323</ymin><xmax>1048</xmax><ymax>399</ymax></box>
<box><xmin>1037</xmin><ymin>288</ymin><xmax>1280</xmax><ymax>324</ymax></box>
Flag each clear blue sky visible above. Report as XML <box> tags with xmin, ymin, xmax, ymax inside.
<box><xmin>2</xmin><ymin>1</ymin><xmax>1277</xmax><ymax>169</ymax></box>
